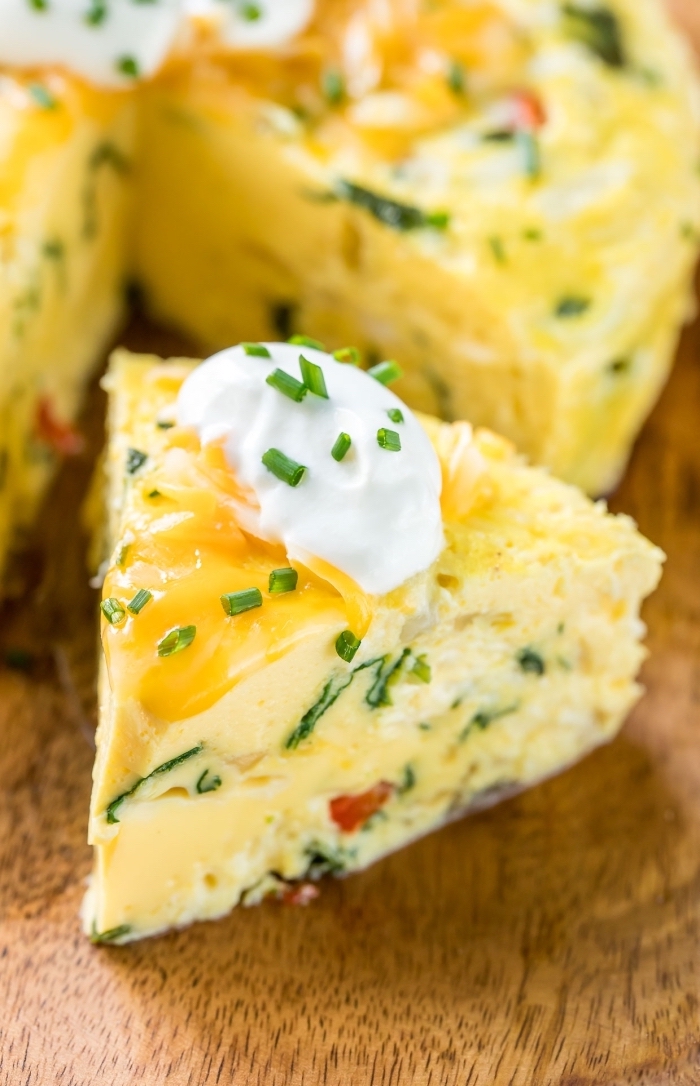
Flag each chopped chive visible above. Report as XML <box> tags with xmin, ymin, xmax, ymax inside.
<box><xmin>157</xmin><ymin>625</ymin><xmax>196</xmax><ymax>657</ymax></box>
<box><xmin>240</xmin><ymin>1</ymin><xmax>261</xmax><ymax>19</ymax></box>
<box><xmin>156</xmin><ymin>419</ymin><xmax>174</xmax><ymax>429</ymax></box>
<box><xmin>147</xmin><ymin>489</ymin><xmax>161</xmax><ymax>499</ymax></box>
<box><xmin>220</xmin><ymin>587</ymin><xmax>263</xmax><ymax>616</ymax></box>
<box><xmin>555</xmin><ymin>295</ymin><xmax>590</xmax><ymax>318</ymax></box>
<box><xmin>269</xmin><ymin>567</ymin><xmax>298</xmax><ymax>594</ymax></box>
<box><xmin>331</xmin><ymin>432</ymin><xmax>352</xmax><ymax>462</ymax></box>
<box><xmin>322</xmin><ymin>69</ymin><xmax>345</xmax><ymax>106</ymax></box>
<box><xmin>266</xmin><ymin>368</ymin><xmax>307</xmax><ymax>402</ymax></box>
<box><xmin>242</xmin><ymin>342</ymin><xmax>271</xmax><ymax>357</ymax></box>
<box><xmin>101</xmin><ymin>597</ymin><xmax>126</xmax><ymax>626</ymax></box>
<box><xmin>84</xmin><ymin>0</ymin><xmax>107</xmax><ymax>25</ymax></box>
<box><xmin>127</xmin><ymin>589</ymin><xmax>152</xmax><ymax>615</ymax></box>
<box><xmin>299</xmin><ymin>354</ymin><xmax>329</xmax><ymax>398</ymax></box>
<box><xmin>561</xmin><ymin>3</ymin><xmax>626</xmax><ymax>68</ymax></box>
<box><xmin>126</xmin><ymin>448</ymin><xmax>147</xmax><ymax>474</ymax></box>
<box><xmin>368</xmin><ymin>359</ymin><xmax>403</xmax><ymax>385</ymax></box>
<box><xmin>377</xmin><ymin>428</ymin><xmax>401</xmax><ymax>452</ymax></box>
<box><xmin>28</xmin><ymin>84</ymin><xmax>56</xmax><ymax>109</ymax></box>
<box><xmin>387</xmin><ymin>408</ymin><xmax>404</xmax><ymax>424</ymax></box>
<box><xmin>115</xmin><ymin>56</ymin><xmax>140</xmax><ymax>79</ymax></box>
<box><xmin>116</xmin><ymin>543</ymin><xmax>130</xmax><ymax>567</ymax></box>
<box><xmin>447</xmin><ymin>60</ymin><xmax>466</xmax><ymax>95</ymax></box>
<box><xmin>523</xmin><ymin>227</ymin><xmax>543</xmax><ymax>241</ymax></box>
<box><xmin>336</xmin><ymin>630</ymin><xmax>361</xmax><ymax>663</ymax></box>
<box><xmin>28</xmin><ymin>0</ymin><xmax>48</xmax><ymax>9</ymax></box>
<box><xmin>411</xmin><ymin>654</ymin><xmax>431</xmax><ymax>683</ymax></box>
<box><xmin>196</xmin><ymin>769</ymin><xmax>222</xmax><ymax>794</ymax></box>
<box><xmin>262</xmin><ymin>448</ymin><xmax>306</xmax><ymax>487</ymax></box>
<box><xmin>289</xmin><ymin>334</ymin><xmax>326</xmax><ymax>351</ymax></box>
<box><xmin>333</xmin><ymin>346</ymin><xmax>361</xmax><ymax>365</ymax></box>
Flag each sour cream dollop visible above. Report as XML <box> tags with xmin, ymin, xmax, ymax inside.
<box><xmin>0</xmin><ymin>0</ymin><xmax>315</xmax><ymax>88</ymax></box>
<box><xmin>176</xmin><ymin>343</ymin><xmax>444</xmax><ymax>596</ymax></box>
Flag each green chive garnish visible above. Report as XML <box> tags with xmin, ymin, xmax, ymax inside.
<box><xmin>555</xmin><ymin>295</ymin><xmax>590</xmax><ymax>318</ymax></box>
<box><xmin>336</xmin><ymin>630</ymin><xmax>361</xmax><ymax>663</ymax></box>
<box><xmin>412</xmin><ymin>654</ymin><xmax>431</xmax><ymax>683</ymax></box>
<box><xmin>489</xmin><ymin>236</ymin><xmax>507</xmax><ymax>265</ymax></box>
<box><xmin>101</xmin><ymin>598</ymin><xmax>126</xmax><ymax>626</ymax></box>
<box><xmin>368</xmin><ymin>359</ymin><xmax>403</xmax><ymax>386</ymax></box>
<box><xmin>127</xmin><ymin>589</ymin><xmax>152</xmax><ymax>615</ymax></box>
<box><xmin>331</xmin><ymin>432</ymin><xmax>352</xmax><ymax>462</ymax></box>
<box><xmin>387</xmin><ymin>408</ymin><xmax>404</xmax><ymax>424</ymax></box>
<box><xmin>242</xmin><ymin>342</ymin><xmax>271</xmax><ymax>357</ymax></box>
<box><xmin>116</xmin><ymin>56</ymin><xmax>140</xmax><ymax>79</ymax></box>
<box><xmin>262</xmin><ymin>448</ymin><xmax>306</xmax><ymax>487</ymax></box>
<box><xmin>266</xmin><ymin>368</ymin><xmax>307</xmax><ymax>402</ymax></box>
<box><xmin>28</xmin><ymin>84</ymin><xmax>56</xmax><ymax>109</ymax></box>
<box><xmin>240</xmin><ymin>1</ymin><xmax>261</xmax><ymax>19</ymax></box>
<box><xmin>126</xmin><ymin>447</ymin><xmax>147</xmax><ymax>474</ymax></box>
<box><xmin>333</xmin><ymin>346</ymin><xmax>361</xmax><ymax>365</ymax></box>
<box><xmin>90</xmin><ymin>923</ymin><xmax>132</xmax><ymax>945</ymax></box>
<box><xmin>220</xmin><ymin>587</ymin><xmax>263</xmax><ymax>616</ymax></box>
<box><xmin>157</xmin><ymin>625</ymin><xmax>196</xmax><ymax>657</ymax></box>
<box><xmin>156</xmin><ymin>420</ymin><xmax>175</xmax><ymax>429</ymax></box>
<box><xmin>377</xmin><ymin>428</ymin><xmax>401</xmax><ymax>452</ymax></box>
<box><xmin>299</xmin><ymin>354</ymin><xmax>328</xmax><ymax>398</ymax></box>
<box><xmin>289</xmin><ymin>334</ymin><xmax>326</xmax><ymax>351</ymax></box>
<box><xmin>268</xmin><ymin>567</ymin><xmax>298</xmax><ymax>594</ymax></box>
<box><xmin>147</xmin><ymin>489</ymin><xmax>161</xmax><ymax>499</ymax></box>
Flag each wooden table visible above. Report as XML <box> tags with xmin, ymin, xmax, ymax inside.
<box><xmin>2</xmin><ymin>16</ymin><xmax>700</xmax><ymax>1084</ymax></box>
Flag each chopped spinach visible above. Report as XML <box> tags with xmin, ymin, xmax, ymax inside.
<box><xmin>365</xmin><ymin>649</ymin><xmax>410</xmax><ymax>709</ymax></box>
<box><xmin>562</xmin><ymin>4</ymin><xmax>626</xmax><ymax>68</ymax></box>
<box><xmin>555</xmin><ymin>295</ymin><xmax>590</xmax><ymax>318</ymax></box>
<box><xmin>459</xmin><ymin>703</ymin><xmax>518</xmax><ymax>742</ymax></box>
<box><xmin>517</xmin><ymin>648</ymin><xmax>545</xmax><ymax>676</ymax></box>
<box><xmin>304</xmin><ymin>842</ymin><xmax>349</xmax><ymax>880</ymax></box>
<box><xmin>285</xmin><ymin>672</ymin><xmax>354</xmax><ymax>750</ymax></box>
<box><xmin>334</xmin><ymin>180</ymin><xmax>450</xmax><ymax>232</ymax></box>
<box><xmin>125</xmin><ymin>447</ymin><xmax>147</xmax><ymax>474</ymax></box>
<box><xmin>105</xmin><ymin>744</ymin><xmax>203</xmax><ymax>824</ymax></box>
<box><xmin>398</xmin><ymin>764</ymin><xmax>416</xmax><ymax>795</ymax></box>
<box><xmin>196</xmin><ymin>769</ymin><xmax>222</xmax><ymax>794</ymax></box>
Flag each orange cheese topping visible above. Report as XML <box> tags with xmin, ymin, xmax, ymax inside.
<box><xmin>101</xmin><ymin>428</ymin><xmax>373</xmax><ymax>724</ymax></box>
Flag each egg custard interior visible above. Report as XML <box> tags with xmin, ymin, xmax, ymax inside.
<box><xmin>1</xmin><ymin>0</ymin><xmax>700</xmax><ymax>595</ymax></box>
<box><xmin>84</xmin><ymin>349</ymin><xmax>663</xmax><ymax>944</ymax></box>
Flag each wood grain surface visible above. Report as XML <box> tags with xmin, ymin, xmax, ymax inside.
<box><xmin>2</xmin><ymin>13</ymin><xmax>700</xmax><ymax>1084</ymax></box>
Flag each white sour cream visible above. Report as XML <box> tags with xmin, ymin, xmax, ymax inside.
<box><xmin>0</xmin><ymin>0</ymin><xmax>183</xmax><ymax>88</ymax></box>
<box><xmin>0</xmin><ymin>0</ymin><xmax>314</xmax><ymax>87</ymax></box>
<box><xmin>176</xmin><ymin>343</ymin><xmax>444</xmax><ymax>596</ymax></box>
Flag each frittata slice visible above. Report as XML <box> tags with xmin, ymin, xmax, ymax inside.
<box><xmin>134</xmin><ymin>0</ymin><xmax>700</xmax><ymax>494</ymax></box>
<box><xmin>83</xmin><ymin>348</ymin><xmax>662</xmax><ymax>944</ymax></box>
<box><xmin>0</xmin><ymin>72</ymin><xmax>134</xmax><ymax>587</ymax></box>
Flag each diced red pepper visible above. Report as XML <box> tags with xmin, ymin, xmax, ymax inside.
<box><xmin>330</xmin><ymin>781</ymin><xmax>394</xmax><ymax>833</ymax></box>
<box><xmin>35</xmin><ymin>396</ymin><xmax>84</xmax><ymax>456</ymax></box>
<box><xmin>510</xmin><ymin>89</ymin><xmax>546</xmax><ymax>130</ymax></box>
<box><xmin>282</xmin><ymin>882</ymin><xmax>320</xmax><ymax>906</ymax></box>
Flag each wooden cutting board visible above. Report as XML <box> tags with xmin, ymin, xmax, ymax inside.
<box><xmin>2</xmin><ymin>17</ymin><xmax>700</xmax><ymax>1085</ymax></box>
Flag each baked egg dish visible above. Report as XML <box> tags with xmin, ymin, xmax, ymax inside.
<box><xmin>84</xmin><ymin>344</ymin><xmax>662</xmax><ymax>943</ymax></box>
<box><xmin>0</xmin><ymin>0</ymin><xmax>699</xmax><ymax>594</ymax></box>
